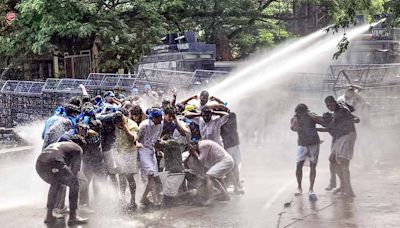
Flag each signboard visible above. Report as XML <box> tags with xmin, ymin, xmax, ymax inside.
<box><xmin>152</xmin><ymin>45</ymin><xmax>170</xmax><ymax>51</ymax></box>
<box><xmin>177</xmin><ymin>43</ymin><xmax>189</xmax><ymax>50</ymax></box>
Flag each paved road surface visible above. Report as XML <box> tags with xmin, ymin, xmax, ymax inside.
<box><xmin>0</xmin><ymin>145</ymin><xmax>399</xmax><ymax>228</ymax></box>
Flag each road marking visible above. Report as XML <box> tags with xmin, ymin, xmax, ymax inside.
<box><xmin>263</xmin><ymin>180</ymin><xmax>295</xmax><ymax>210</ymax></box>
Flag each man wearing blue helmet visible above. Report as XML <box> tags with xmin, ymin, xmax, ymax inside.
<box><xmin>96</xmin><ymin>112</ymin><xmax>124</xmax><ymax>189</ymax></box>
<box><xmin>75</xmin><ymin>103</ymin><xmax>105</xmax><ymax>209</ymax></box>
<box><xmin>42</xmin><ymin>103</ymin><xmax>81</xmax><ymax>151</ymax></box>
<box><xmin>100</xmin><ymin>91</ymin><xmax>122</xmax><ymax>114</ymax></box>
<box><xmin>137</xmin><ymin>107</ymin><xmax>163</xmax><ymax>208</ymax></box>
<box><xmin>41</xmin><ymin>106</ymin><xmax>65</xmax><ymax>140</ymax></box>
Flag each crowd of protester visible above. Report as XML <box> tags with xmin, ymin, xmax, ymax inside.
<box><xmin>36</xmin><ymin>84</ymin><xmax>244</xmax><ymax>225</ymax></box>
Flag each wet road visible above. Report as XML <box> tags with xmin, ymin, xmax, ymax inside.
<box><xmin>0</xmin><ymin>144</ymin><xmax>399</xmax><ymax>228</ymax></box>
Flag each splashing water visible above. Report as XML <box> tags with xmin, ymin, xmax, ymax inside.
<box><xmin>209</xmin><ymin>25</ymin><xmax>331</xmax><ymax>93</ymax></box>
<box><xmin>14</xmin><ymin>120</ymin><xmax>45</xmax><ymax>152</ymax></box>
<box><xmin>0</xmin><ymin>121</ymin><xmax>48</xmax><ymax>211</ymax></box>
<box><xmin>209</xmin><ymin>23</ymin><xmax>378</xmax><ymax>102</ymax></box>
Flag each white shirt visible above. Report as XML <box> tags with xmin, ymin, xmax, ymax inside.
<box><xmin>138</xmin><ymin>119</ymin><xmax>163</xmax><ymax>153</ymax></box>
<box><xmin>196</xmin><ymin>115</ymin><xmax>229</xmax><ymax>146</ymax></box>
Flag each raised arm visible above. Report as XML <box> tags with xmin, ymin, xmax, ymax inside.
<box><xmin>207</xmin><ymin>103</ymin><xmax>230</xmax><ymax>112</ymax></box>
<box><xmin>79</xmin><ymin>84</ymin><xmax>89</xmax><ymax>97</ymax></box>
<box><xmin>185</xmin><ymin>112</ymin><xmax>202</xmax><ymax>119</ymax></box>
<box><xmin>171</xmin><ymin>87</ymin><xmax>177</xmax><ymax>107</ymax></box>
<box><xmin>180</xmin><ymin>95</ymin><xmax>198</xmax><ymax>106</ymax></box>
<box><xmin>175</xmin><ymin>117</ymin><xmax>190</xmax><ymax>136</ymax></box>
<box><xmin>212</xmin><ymin>110</ymin><xmax>229</xmax><ymax>117</ymax></box>
<box><xmin>209</xmin><ymin>96</ymin><xmax>224</xmax><ymax>105</ymax></box>
<box><xmin>110</xmin><ymin>97</ymin><xmax>122</xmax><ymax>107</ymax></box>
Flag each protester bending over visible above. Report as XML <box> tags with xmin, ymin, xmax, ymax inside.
<box><xmin>188</xmin><ymin>140</ymin><xmax>234</xmax><ymax>206</ymax></box>
<box><xmin>36</xmin><ymin>141</ymin><xmax>88</xmax><ymax>225</ymax></box>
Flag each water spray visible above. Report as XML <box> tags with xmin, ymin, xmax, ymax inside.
<box><xmin>209</xmin><ymin>22</ymin><xmax>379</xmax><ymax>102</ymax></box>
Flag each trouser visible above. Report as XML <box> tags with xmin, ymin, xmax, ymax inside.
<box><xmin>36</xmin><ymin>161</ymin><xmax>80</xmax><ymax>210</ymax></box>
<box><xmin>54</xmin><ymin>186</ymin><xmax>66</xmax><ymax>209</ymax></box>
<box><xmin>119</xmin><ymin>173</ymin><xmax>136</xmax><ymax>203</ymax></box>
<box><xmin>329</xmin><ymin>153</ymin><xmax>337</xmax><ymax>187</ymax></box>
<box><xmin>79</xmin><ymin>161</ymin><xmax>106</xmax><ymax>206</ymax></box>
<box><xmin>337</xmin><ymin>157</ymin><xmax>354</xmax><ymax>195</ymax></box>
<box><xmin>226</xmin><ymin>146</ymin><xmax>242</xmax><ymax>190</ymax></box>
<box><xmin>103</xmin><ymin>149</ymin><xmax>118</xmax><ymax>187</ymax></box>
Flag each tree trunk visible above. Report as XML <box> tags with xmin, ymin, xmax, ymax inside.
<box><xmin>215</xmin><ymin>34</ymin><xmax>232</xmax><ymax>61</ymax></box>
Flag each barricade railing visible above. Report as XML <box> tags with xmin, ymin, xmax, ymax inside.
<box><xmin>42</xmin><ymin>78</ymin><xmax>62</xmax><ymax>92</ymax></box>
<box><xmin>137</xmin><ymin>67</ymin><xmax>193</xmax><ymax>87</ymax></box>
<box><xmin>87</xmin><ymin>73</ymin><xmax>134</xmax><ymax>86</ymax></box>
<box><xmin>0</xmin><ymin>80</ymin><xmax>5</xmax><ymax>91</ymax></box>
<box><xmin>189</xmin><ymin>69</ymin><xmax>229</xmax><ymax>87</ymax></box>
<box><xmin>43</xmin><ymin>78</ymin><xmax>90</xmax><ymax>93</ymax></box>
<box><xmin>331</xmin><ymin>65</ymin><xmax>400</xmax><ymax>94</ymax></box>
<box><xmin>1</xmin><ymin>80</ymin><xmax>45</xmax><ymax>95</ymax></box>
<box><xmin>329</xmin><ymin>64</ymin><xmax>400</xmax><ymax>79</ymax></box>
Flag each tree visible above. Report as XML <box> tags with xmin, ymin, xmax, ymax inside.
<box><xmin>0</xmin><ymin>0</ymin><xmax>167</xmax><ymax>73</ymax></box>
<box><xmin>0</xmin><ymin>0</ymin><xmax>392</xmax><ymax>75</ymax></box>
<box><xmin>161</xmin><ymin>0</ymin><xmax>386</xmax><ymax>60</ymax></box>
<box><xmin>383</xmin><ymin>1</ymin><xmax>400</xmax><ymax>26</ymax></box>
<box><xmin>161</xmin><ymin>0</ymin><xmax>294</xmax><ymax>60</ymax></box>
<box><xmin>314</xmin><ymin>0</ymin><xmax>388</xmax><ymax>58</ymax></box>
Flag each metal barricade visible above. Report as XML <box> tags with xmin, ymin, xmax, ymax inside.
<box><xmin>137</xmin><ymin>68</ymin><xmax>193</xmax><ymax>87</ymax></box>
<box><xmin>328</xmin><ymin>64</ymin><xmax>400</xmax><ymax>127</ymax></box>
<box><xmin>189</xmin><ymin>69</ymin><xmax>229</xmax><ymax>87</ymax></box>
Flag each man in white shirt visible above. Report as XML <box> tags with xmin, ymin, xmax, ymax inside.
<box><xmin>137</xmin><ymin>108</ymin><xmax>163</xmax><ymax>207</ymax></box>
<box><xmin>186</xmin><ymin>106</ymin><xmax>229</xmax><ymax>146</ymax></box>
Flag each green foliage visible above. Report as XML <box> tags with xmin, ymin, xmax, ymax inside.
<box><xmin>310</xmin><ymin>0</ymin><xmax>387</xmax><ymax>58</ymax></box>
<box><xmin>316</xmin><ymin>0</ymin><xmax>371</xmax><ymax>33</ymax></box>
<box><xmin>384</xmin><ymin>0</ymin><xmax>400</xmax><ymax>26</ymax></box>
<box><xmin>164</xmin><ymin>0</ymin><xmax>293</xmax><ymax>60</ymax></box>
<box><xmin>0</xmin><ymin>0</ymin><xmax>395</xmax><ymax>72</ymax></box>
<box><xmin>0</xmin><ymin>0</ymin><xmax>167</xmax><ymax>72</ymax></box>
<box><xmin>1</xmin><ymin>0</ymin><xmax>294</xmax><ymax>68</ymax></box>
